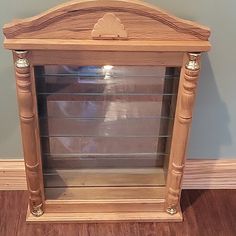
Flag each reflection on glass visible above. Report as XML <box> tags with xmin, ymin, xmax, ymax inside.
<box><xmin>35</xmin><ymin>65</ymin><xmax>180</xmax><ymax>190</ymax></box>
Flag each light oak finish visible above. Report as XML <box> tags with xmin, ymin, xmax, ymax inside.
<box><xmin>1</xmin><ymin>190</ymin><xmax>235</xmax><ymax>235</ymax></box>
<box><xmin>91</xmin><ymin>13</ymin><xmax>128</xmax><ymax>39</ymax></box>
<box><xmin>3</xmin><ymin>0</ymin><xmax>211</xmax><ymax>52</ymax></box>
<box><xmin>4</xmin><ymin>39</ymin><xmax>211</xmax><ymax>51</ymax></box>
<box><xmin>44</xmin><ymin>200</ymin><xmax>165</xmax><ymax>213</ymax></box>
<box><xmin>43</xmin><ymin>168</ymin><xmax>165</xmax><ymax>187</ymax></box>
<box><xmin>26</xmin><ymin>207</ymin><xmax>183</xmax><ymax>223</ymax></box>
<box><xmin>3</xmin><ymin>0</ymin><xmax>211</xmax><ymax>222</ymax></box>
<box><xmin>41</xmin><ymin>186</ymin><xmax>170</xmax><ymax>221</ymax></box>
<box><xmin>13</xmin><ymin>51</ymin><xmax>44</xmax><ymax>217</ymax></box>
<box><xmin>45</xmin><ymin>186</ymin><xmax>165</xmax><ymax>201</ymax></box>
<box><xmin>1</xmin><ymin>159</ymin><xmax>235</xmax><ymax>190</ymax></box>
<box><xmin>30</xmin><ymin>50</ymin><xmax>184</xmax><ymax>66</ymax></box>
<box><xmin>3</xmin><ymin>0</ymin><xmax>210</xmax><ymax>40</ymax></box>
<box><xmin>165</xmin><ymin>53</ymin><xmax>201</xmax><ymax>214</ymax></box>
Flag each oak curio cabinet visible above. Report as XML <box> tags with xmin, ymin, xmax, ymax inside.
<box><xmin>3</xmin><ymin>0</ymin><xmax>211</xmax><ymax>222</ymax></box>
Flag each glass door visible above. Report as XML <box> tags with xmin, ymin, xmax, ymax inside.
<box><xmin>35</xmin><ymin>65</ymin><xmax>180</xmax><ymax>199</ymax></box>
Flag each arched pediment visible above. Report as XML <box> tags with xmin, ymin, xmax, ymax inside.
<box><xmin>3</xmin><ymin>0</ymin><xmax>210</xmax><ymax>41</ymax></box>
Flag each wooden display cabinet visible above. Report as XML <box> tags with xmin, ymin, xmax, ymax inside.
<box><xmin>3</xmin><ymin>0</ymin><xmax>211</xmax><ymax>222</ymax></box>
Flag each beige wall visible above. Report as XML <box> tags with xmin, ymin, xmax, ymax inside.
<box><xmin>0</xmin><ymin>0</ymin><xmax>236</xmax><ymax>159</ymax></box>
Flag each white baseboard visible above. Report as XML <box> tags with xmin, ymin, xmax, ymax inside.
<box><xmin>0</xmin><ymin>160</ymin><xmax>26</xmax><ymax>190</ymax></box>
<box><xmin>0</xmin><ymin>159</ymin><xmax>235</xmax><ymax>190</ymax></box>
<box><xmin>183</xmin><ymin>160</ymin><xmax>236</xmax><ymax>189</ymax></box>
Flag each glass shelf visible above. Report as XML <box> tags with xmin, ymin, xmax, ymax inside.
<box><xmin>35</xmin><ymin>65</ymin><xmax>180</xmax><ymax>189</ymax></box>
<box><xmin>39</xmin><ymin>117</ymin><xmax>172</xmax><ymax>136</ymax></box>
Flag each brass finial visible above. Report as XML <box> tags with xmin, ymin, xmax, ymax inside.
<box><xmin>185</xmin><ymin>53</ymin><xmax>201</xmax><ymax>71</ymax></box>
<box><xmin>15</xmin><ymin>51</ymin><xmax>29</xmax><ymax>68</ymax></box>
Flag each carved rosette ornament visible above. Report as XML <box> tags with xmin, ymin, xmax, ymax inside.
<box><xmin>166</xmin><ymin>53</ymin><xmax>201</xmax><ymax>215</ymax></box>
<box><xmin>14</xmin><ymin>51</ymin><xmax>44</xmax><ymax>217</ymax></box>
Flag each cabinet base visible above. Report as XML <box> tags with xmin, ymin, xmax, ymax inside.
<box><xmin>26</xmin><ymin>208</ymin><xmax>183</xmax><ymax>223</ymax></box>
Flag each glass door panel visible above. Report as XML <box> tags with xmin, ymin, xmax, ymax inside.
<box><xmin>35</xmin><ymin>65</ymin><xmax>180</xmax><ymax>196</ymax></box>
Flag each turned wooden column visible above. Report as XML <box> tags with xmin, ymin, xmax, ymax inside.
<box><xmin>14</xmin><ymin>51</ymin><xmax>44</xmax><ymax>216</ymax></box>
<box><xmin>166</xmin><ymin>53</ymin><xmax>201</xmax><ymax>215</ymax></box>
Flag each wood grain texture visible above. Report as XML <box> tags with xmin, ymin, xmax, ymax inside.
<box><xmin>0</xmin><ymin>190</ymin><xmax>235</xmax><ymax>235</ymax></box>
<box><xmin>91</xmin><ymin>13</ymin><xmax>128</xmax><ymax>39</ymax></box>
<box><xmin>26</xmin><ymin>209</ymin><xmax>182</xmax><ymax>223</ymax></box>
<box><xmin>41</xmin><ymin>186</ymin><xmax>169</xmax><ymax>221</ymax></box>
<box><xmin>1</xmin><ymin>159</ymin><xmax>235</xmax><ymax>190</ymax></box>
<box><xmin>3</xmin><ymin>0</ymin><xmax>210</xmax><ymax>41</ymax></box>
<box><xmin>2</xmin><ymin>0</ymin><xmax>212</xmax><ymax>222</ymax></box>
<box><xmin>4</xmin><ymin>39</ymin><xmax>211</xmax><ymax>51</ymax></box>
<box><xmin>183</xmin><ymin>160</ymin><xmax>236</xmax><ymax>189</ymax></box>
<box><xmin>45</xmin><ymin>186</ymin><xmax>165</xmax><ymax>201</ymax></box>
<box><xmin>30</xmin><ymin>50</ymin><xmax>184</xmax><ymax>66</ymax></box>
<box><xmin>13</xmin><ymin>51</ymin><xmax>44</xmax><ymax>216</ymax></box>
<box><xmin>165</xmin><ymin>53</ymin><xmax>201</xmax><ymax>214</ymax></box>
<box><xmin>43</xmin><ymin>168</ymin><xmax>165</xmax><ymax>187</ymax></box>
<box><xmin>0</xmin><ymin>160</ymin><xmax>25</xmax><ymax>190</ymax></box>
<box><xmin>44</xmin><ymin>200</ymin><xmax>165</xmax><ymax>213</ymax></box>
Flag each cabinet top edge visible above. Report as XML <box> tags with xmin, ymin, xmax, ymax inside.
<box><xmin>4</xmin><ymin>39</ymin><xmax>211</xmax><ymax>52</ymax></box>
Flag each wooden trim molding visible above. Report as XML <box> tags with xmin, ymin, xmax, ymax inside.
<box><xmin>0</xmin><ymin>160</ymin><xmax>25</xmax><ymax>190</ymax></box>
<box><xmin>0</xmin><ymin>159</ymin><xmax>235</xmax><ymax>190</ymax></box>
<box><xmin>183</xmin><ymin>160</ymin><xmax>236</xmax><ymax>189</ymax></box>
<box><xmin>3</xmin><ymin>39</ymin><xmax>211</xmax><ymax>52</ymax></box>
